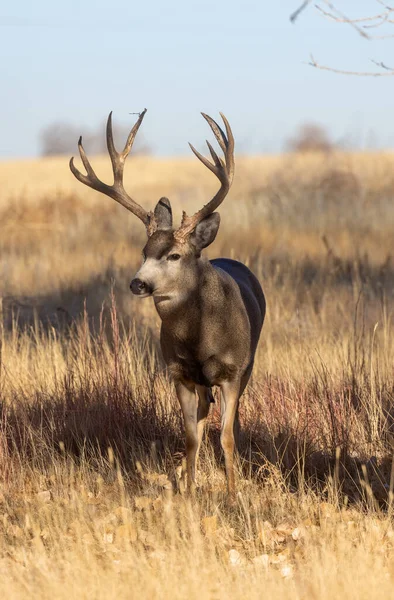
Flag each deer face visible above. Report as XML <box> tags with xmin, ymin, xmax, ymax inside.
<box><xmin>70</xmin><ymin>110</ymin><xmax>233</xmax><ymax>301</ymax></box>
<box><xmin>130</xmin><ymin>199</ymin><xmax>220</xmax><ymax>301</ymax></box>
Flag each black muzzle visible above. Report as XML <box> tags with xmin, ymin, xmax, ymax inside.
<box><xmin>130</xmin><ymin>278</ymin><xmax>152</xmax><ymax>296</ymax></box>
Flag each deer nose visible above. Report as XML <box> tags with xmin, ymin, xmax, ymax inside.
<box><xmin>130</xmin><ymin>278</ymin><xmax>151</xmax><ymax>296</ymax></box>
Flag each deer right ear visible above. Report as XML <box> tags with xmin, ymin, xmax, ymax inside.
<box><xmin>154</xmin><ymin>197</ymin><xmax>173</xmax><ymax>229</ymax></box>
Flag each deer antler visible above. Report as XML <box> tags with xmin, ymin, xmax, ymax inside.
<box><xmin>69</xmin><ymin>109</ymin><xmax>158</xmax><ymax>236</ymax></box>
<box><xmin>174</xmin><ymin>112</ymin><xmax>234</xmax><ymax>243</ymax></box>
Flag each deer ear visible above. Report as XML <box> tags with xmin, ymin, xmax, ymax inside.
<box><xmin>190</xmin><ymin>213</ymin><xmax>220</xmax><ymax>252</ymax></box>
<box><xmin>154</xmin><ymin>197</ymin><xmax>173</xmax><ymax>229</ymax></box>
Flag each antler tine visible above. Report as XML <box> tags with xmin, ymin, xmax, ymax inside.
<box><xmin>121</xmin><ymin>108</ymin><xmax>147</xmax><ymax>158</ymax></box>
<box><xmin>106</xmin><ymin>109</ymin><xmax>147</xmax><ymax>181</ymax></box>
<box><xmin>206</xmin><ymin>140</ymin><xmax>223</xmax><ymax>168</ymax></box>
<box><xmin>77</xmin><ymin>136</ymin><xmax>97</xmax><ymax>179</ymax></box>
<box><xmin>175</xmin><ymin>112</ymin><xmax>235</xmax><ymax>242</ymax></box>
<box><xmin>188</xmin><ymin>143</ymin><xmax>219</xmax><ymax>176</ymax></box>
<box><xmin>69</xmin><ymin>137</ymin><xmax>98</xmax><ymax>187</ymax></box>
<box><xmin>70</xmin><ymin>109</ymin><xmax>157</xmax><ymax>234</ymax></box>
<box><xmin>219</xmin><ymin>112</ymin><xmax>235</xmax><ymax>182</ymax></box>
<box><xmin>202</xmin><ymin>113</ymin><xmax>228</xmax><ymax>154</ymax></box>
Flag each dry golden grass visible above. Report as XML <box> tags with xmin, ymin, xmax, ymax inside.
<box><xmin>1</xmin><ymin>149</ymin><xmax>394</xmax><ymax>598</ymax></box>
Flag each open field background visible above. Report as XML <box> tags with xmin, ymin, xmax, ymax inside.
<box><xmin>1</xmin><ymin>150</ymin><xmax>394</xmax><ymax>598</ymax></box>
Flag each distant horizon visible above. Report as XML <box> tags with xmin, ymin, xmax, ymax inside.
<box><xmin>3</xmin><ymin>144</ymin><xmax>394</xmax><ymax>164</ymax></box>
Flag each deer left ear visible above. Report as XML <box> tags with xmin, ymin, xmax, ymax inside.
<box><xmin>190</xmin><ymin>213</ymin><xmax>220</xmax><ymax>251</ymax></box>
<box><xmin>154</xmin><ymin>197</ymin><xmax>173</xmax><ymax>229</ymax></box>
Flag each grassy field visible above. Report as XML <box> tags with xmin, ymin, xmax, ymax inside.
<box><xmin>1</xmin><ymin>149</ymin><xmax>394</xmax><ymax>598</ymax></box>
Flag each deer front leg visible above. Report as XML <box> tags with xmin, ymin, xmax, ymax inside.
<box><xmin>220</xmin><ymin>380</ymin><xmax>241</xmax><ymax>501</ymax></box>
<box><xmin>175</xmin><ymin>380</ymin><xmax>198</xmax><ymax>492</ymax></box>
<box><xmin>195</xmin><ymin>385</ymin><xmax>211</xmax><ymax>468</ymax></box>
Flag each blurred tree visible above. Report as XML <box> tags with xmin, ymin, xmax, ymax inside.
<box><xmin>286</xmin><ymin>123</ymin><xmax>334</xmax><ymax>153</ymax></box>
<box><xmin>40</xmin><ymin>122</ymin><xmax>83</xmax><ymax>156</ymax></box>
<box><xmin>40</xmin><ymin>119</ymin><xmax>150</xmax><ymax>156</ymax></box>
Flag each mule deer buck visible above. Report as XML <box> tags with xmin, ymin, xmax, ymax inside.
<box><xmin>70</xmin><ymin>109</ymin><xmax>265</xmax><ymax>500</ymax></box>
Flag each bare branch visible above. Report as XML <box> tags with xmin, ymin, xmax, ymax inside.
<box><xmin>316</xmin><ymin>6</ymin><xmax>379</xmax><ymax>24</ymax></box>
<box><xmin>290</xmin><ymin>0</ymin><xmax>314</xmax><ymax>23</ymax></box>
<box><xmin>309</xmin><ymin>54</ymin><xmax>394</xmax><ymax>76</ymax></box>
<box><xmin>363</xmin><ymin>12</ymin><xmax>394</xmax><ymax>28</ymax></box>
<box><xmin>316</xmin><ymin>3</ymin><xmax>394</xmax><ymax>26</ymax></box>
<box><xmin>316</xmin><ymin>2</ymin><xmax>394</xmax><ymax>38</ymax></box>
<box><xmin>291</xmin><ymin>1</ymin><xmax>394</xmax><ymax>75</ymax></box>
<box><xmin>317</xmin><ymin>1</ymin><xmax>370</xmax><ymax>38</ymax></box>
<box><xmin>291</xmin><ymin>0</ymin><xmax>394</xmax><ymax>28</ymax></box>
<box><xmin>371</xmin><ymin>58</ymin><xmax>394</xmax><ymax>70</ymax></box>
<box><xmin>361</xmin><ymin>31</ymin><xmax>394</xmax><ymax>39</ymax></box>
<box><xmin>376</xmin><ymin>0</ymin><xmax>394</xmax><ymax>11</ymax></box>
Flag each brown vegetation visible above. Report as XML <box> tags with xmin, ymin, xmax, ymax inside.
<box><xmin>0</xmin><ymin>149</ymin><xmax>394</xmax><ymax>597</ymax></box>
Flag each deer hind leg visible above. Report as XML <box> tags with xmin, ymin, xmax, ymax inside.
<box><xmin>220</xmin><ymin>380</ymin><xmax>241</xmax><ymax>500</ymax></box>
<box><xmin>195</xmin><ymin>385</ymin><xmax>212</xmax><ymax>472</ymax></box>
<box><xmin>175</xmin><ymin>380</ymin><xmax>198</xmax><ymax>492</ymax></box>
<box><xmin>233</xmin><ymin>362</ymin><xmax>254</xmax><ymax>452</ymax></box>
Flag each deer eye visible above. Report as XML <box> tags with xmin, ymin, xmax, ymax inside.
<box><xmin>167</xmin><ymin>253</ymin><xmax>181</xmax><ymax>261</ymax></box>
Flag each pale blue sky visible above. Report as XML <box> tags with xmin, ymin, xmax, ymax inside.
<box><xmin>1</xmin><ymin>1</ymin><xmax>394</xmax><ymax>157</ymax></box>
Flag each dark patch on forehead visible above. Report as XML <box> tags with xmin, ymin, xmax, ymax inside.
<box><xmin>144</xmin><ymin>230</ymin><xmax>175</xmax><ymax>259</ymax></box>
